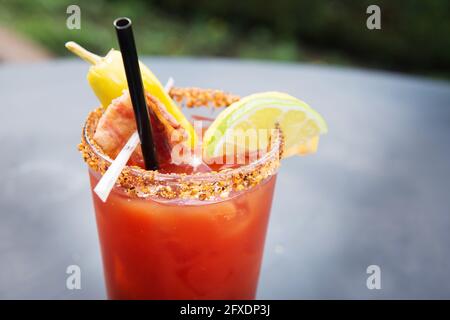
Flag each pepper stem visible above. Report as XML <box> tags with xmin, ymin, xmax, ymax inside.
<box><xmin>65</xmin><ymin>41</ymin><xmax>101</xmax><ymax>65</ymax></box>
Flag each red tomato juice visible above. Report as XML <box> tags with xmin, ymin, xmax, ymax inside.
<box><xmin>89</xmin><ymin>169</ymin><xmax>277</xmax><ymax>299</ymax></box>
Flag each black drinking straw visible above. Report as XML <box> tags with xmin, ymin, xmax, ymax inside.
<box><xmin>114</xmin><ymin>17</ymin><xmax>158</xmax><ymax>170</ymax></box>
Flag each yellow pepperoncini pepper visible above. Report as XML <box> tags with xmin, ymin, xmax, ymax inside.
<box><xmin>65</xmin><ymin>41</ymin><xmax>196</xmax><ymax>148</ymax></box>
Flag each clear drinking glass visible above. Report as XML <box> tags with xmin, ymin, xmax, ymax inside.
<box><xmin>80</xmin><ymin>91</ymin><xmax>281</xmax><ymax>299</ymax></box>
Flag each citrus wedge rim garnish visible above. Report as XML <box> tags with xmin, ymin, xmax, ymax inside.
<box><xmin>202</xmin><ymin>91</ymin><xmax>328</xmax><ymax>158</ymax></box>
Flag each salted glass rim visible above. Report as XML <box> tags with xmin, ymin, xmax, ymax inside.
<box><xmin>82</xmin><ymin>109</ymin><xmax>282</xmax><ymax>184</ymax></box>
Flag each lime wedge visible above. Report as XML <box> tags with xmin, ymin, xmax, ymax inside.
<box><xmin>203</xmin><ymin>92</ymin><xmax>327</xmax><ymax>158</ymax></box>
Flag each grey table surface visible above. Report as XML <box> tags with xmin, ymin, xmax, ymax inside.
<box><xmin>1</xmin><ymin>58</ymin><xmax>450</xmax><ymax>299</ymax></box>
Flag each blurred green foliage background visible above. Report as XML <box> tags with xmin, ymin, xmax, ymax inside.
<box><xmin>0</xmin><ymin>0</ymin><xmax>449</xmax><ymax>78</ymax></box>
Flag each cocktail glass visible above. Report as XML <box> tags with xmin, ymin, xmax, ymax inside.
<box><xmin>79</xmin><ymin>92</ymin><xmax>281</xmax><ymax>300</ymax></box>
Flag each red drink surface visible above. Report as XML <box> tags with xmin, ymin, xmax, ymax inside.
<box><xmin>89</xmin><ymin>170</ymin><xmax>277</xmax><ymax>299</ymax></box>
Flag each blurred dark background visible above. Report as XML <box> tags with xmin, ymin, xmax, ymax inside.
<box><xmin>0</xmin><ymin>0</ymin><xmax>449</xmax><ymax>79</ymax></box>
